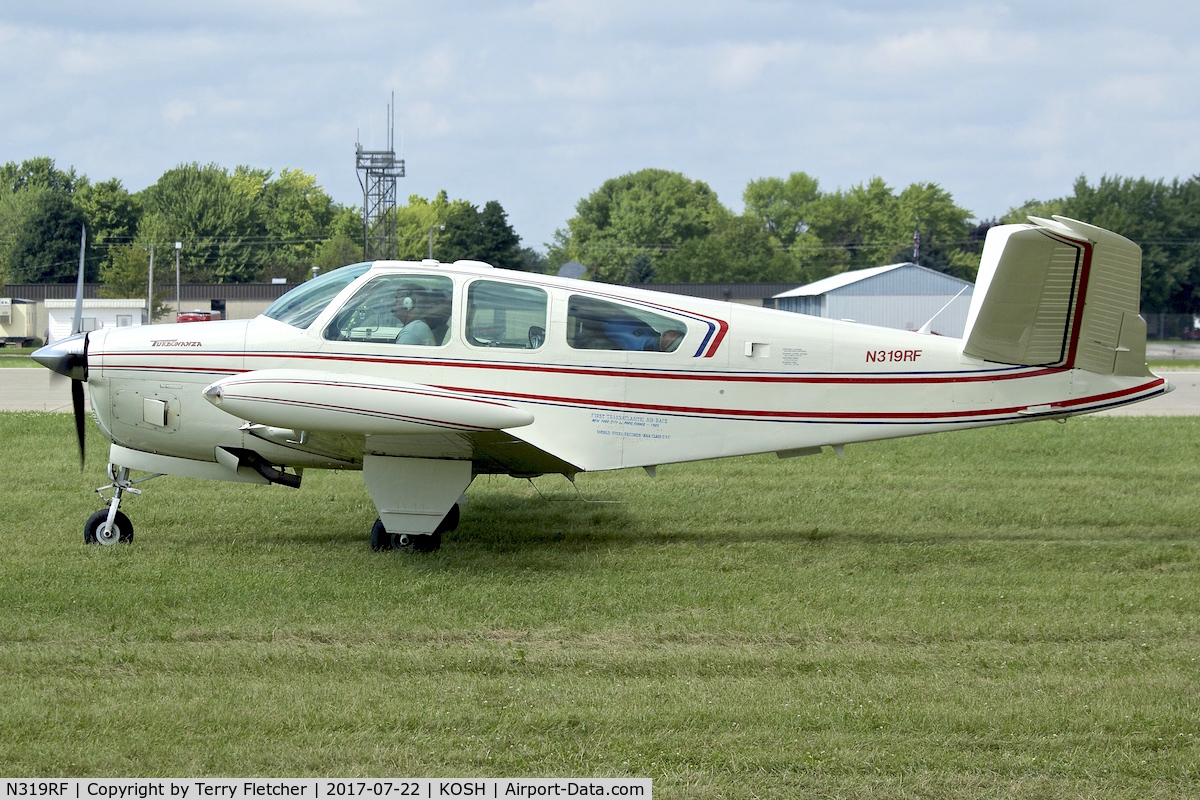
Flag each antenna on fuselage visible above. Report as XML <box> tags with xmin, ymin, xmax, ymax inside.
<box><xmin>917</xmin><ymin>285</ymin><xmax>969</xmax><ymax>335</ymax></box>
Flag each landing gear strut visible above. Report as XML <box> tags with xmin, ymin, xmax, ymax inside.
<box><xmin>370</xmin><ymin>504</ymin><xmax>460</xmax><ymax>553</ymax></box>
<box><xmin>85</xmin><ymin>464</ymin><xmax>161</xmax><ymax>546</ymax></box>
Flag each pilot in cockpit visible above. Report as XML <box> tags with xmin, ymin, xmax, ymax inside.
<box><xmin>392</xmin><ymin>285</ymin><xmax>435</xmax><ymax>346</ymax></box>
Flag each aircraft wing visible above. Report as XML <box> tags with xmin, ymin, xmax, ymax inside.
<box><xmin>202</xmin><ymin>369</ymin><xmax>579</xmax><ymax>477</ymax></box>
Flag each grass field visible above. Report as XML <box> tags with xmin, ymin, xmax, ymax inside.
<box><xmin>0</xmin><ymin>346</ymin><xmax>38</xmax><ymax>368</ymax></box>
<box><xmin>0</xmin><ymin>413</ymin><xmax>1197</xmax><ymax>797</ymax></box>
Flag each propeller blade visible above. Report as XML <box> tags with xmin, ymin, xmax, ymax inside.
<box><xmin>71</xmin><ymin>378</ymin><xmax>86</xmax><ymax>469</ymax></box>
<box><xmin>32</xmin><ymin>325</ymin><xmax>90</xmax><ymax>468</ymax></box>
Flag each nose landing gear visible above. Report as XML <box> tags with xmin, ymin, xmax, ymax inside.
<box><xmin>85</xmin><ymin>464</ymin><xmax>162</xmax><ymax>546</ymax></box>
<box><xmin>84</xmin><ymin>508</ymin><xmax>133</xmax><ymax>545</ymax></box>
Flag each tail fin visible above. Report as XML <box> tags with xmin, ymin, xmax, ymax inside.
<box><xmin>961</xmin><ymin>215</ymin><xmax>1149</xmax><ymax>377</ymax></box>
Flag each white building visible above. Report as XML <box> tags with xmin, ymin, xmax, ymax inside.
<box><xmin>44</xmin><ymin>298</ymin><xmax>146</xmax><ymax>343</ymax></box>
<box><xmin>0</xmin><ymin>298</ymin><xmax>39</xmax><ymax>345</ymax></box>
<box><xmin>773</xmin><ymin>263</ymin><xmax>974</xmax><ymax>338</ymax></box>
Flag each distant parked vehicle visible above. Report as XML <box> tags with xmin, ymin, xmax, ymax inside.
<box><xmin>177</xmin><ymin>310</ymin><xmax>221</xmax><ymax>323</ymax></box>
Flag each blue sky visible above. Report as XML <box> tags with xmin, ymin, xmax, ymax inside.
<box><xmin>3</xmin><ymin>1</ymin><xmax>1197</xmax><ymax>251</ymax></box>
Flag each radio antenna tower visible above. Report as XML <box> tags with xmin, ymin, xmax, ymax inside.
<box><xmin>356</xmin><ymin>93</ymin><xmax>405</xmax><ymax>260</ymax></box>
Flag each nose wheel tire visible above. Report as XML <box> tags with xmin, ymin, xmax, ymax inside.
<box><xmin>84</xmin><ymin>509</ymin><xmax>134</xmax><ymax>545</ymax></box>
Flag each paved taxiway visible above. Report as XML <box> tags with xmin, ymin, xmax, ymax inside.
<box><xmin>0</xmin><ymin>369</ymin><xmax>92</xmax><ymax>413</ymax></box>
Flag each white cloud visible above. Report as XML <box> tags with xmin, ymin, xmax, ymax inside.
<box><xmin>528</xmin><ymin>0</ymin><xmax>624</xmax><ymax>34</ymax></box>
<box><xmin>2</xmin><ymin>1</ymin><xmax>1200</xmax><ymax>245</ymax></box>
<box><xmin>1093</xmin><ymin>74</ymin><xmax>1170</xmax><ymax>110</ymax></box>
<box><xmin>531</xmin><ymin>70</ymin><xmax>610</xmax><ymax>101</ymax></box>
<box><xmin>711</xmin><ymin>41</ymin><xmax>801</xmax><ymax>90</ymax></box>
<box><xmin>162</xmin><ymin>100</ymin><xmax>198</xmax><ymax>125</ymax></box>
<box><xmin>871</xmin><ymin>25</ymin><xmax>1039</xmax><ymax>69</ymax></box>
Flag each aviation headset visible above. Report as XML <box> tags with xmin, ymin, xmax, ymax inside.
<box><xmin>396</xmin><ymin>284</ymin><xmax>423</xmax><ymax>316</ymax></box>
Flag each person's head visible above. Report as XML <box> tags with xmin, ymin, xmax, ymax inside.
<box><xmin>659</xmin><ymin>328</ymin><xmax>684</xmax><ymax>352</ymax></box>
<box><xmin>392</xmin><ymin>285</ymin><xmax>425</xmax><ymax>324</ymax></box>
<box><xmin>424</xmin><ymin>289</ymin><xmax>451</xmax><ymax>329</ymax></box>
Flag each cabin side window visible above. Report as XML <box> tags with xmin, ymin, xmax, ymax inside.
<box><xmin>323</xmin><ymin>274</ymin><xmax>454</xmax><ymax>346</ymax></box>
<box><xmin>566</xmin><ymin>295</ymin><xmax>687</xmax><ymax>352</ymax></box>
<box><xmin>465</xmin><ymin>281</ymin><xmax>549</xmax><ymax>349</ymax></box>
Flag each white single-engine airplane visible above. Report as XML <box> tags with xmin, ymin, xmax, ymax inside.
<box><xmin>34</xmin><ymin>216</ymin><xmax>1170</xmax><ymax>551</ymax></box>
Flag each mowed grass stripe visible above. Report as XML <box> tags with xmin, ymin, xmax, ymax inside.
<box><xmin>0</xmin><ymin>412</ymin><xmax>1196</xmax><ymax>797</ymax></box>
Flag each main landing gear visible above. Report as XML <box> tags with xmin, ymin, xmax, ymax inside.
<box><xmin>85</xmin><ymin>464</ymin><xmax>161</xmax><ymax>546</ymax></box>
<box><xmin>370</xmin><ymin>504</ymin><xmax>460</xmax><ymax>553</ymax></box>
<box><xmin>362</xmin><ymin>455</ymin><xmax>471</xmax><ymax>554</ymax></box>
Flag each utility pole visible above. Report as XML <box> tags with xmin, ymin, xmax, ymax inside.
<box><xmin>147</xmin><ymin>245</ymin><xmax>154</xmax><ymax>324</ymax></box>
<box><xmin>428</xmin><ymin>224</ymin><xmax>444</xmax><ymax>259</ymax></box>
<box><xmin>175</xmin><ymin>241</ymin><xmax>182</xmax><ymax>316</ymax></box>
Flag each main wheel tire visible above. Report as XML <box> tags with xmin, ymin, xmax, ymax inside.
<box><xmin>84</xmin><ymin>509</ymin><xmax>133</xmax><ymax>546</ymax></box>
<box><xmin>409</xmin><ymin>529</ymin><xmax>442</xmax><ymax>553</ymax></box>
<box><xmin>408</xmin><ymin>504</ymin><xmax>457</xmax><ymax>553</ymax></box>
<box><xmin>435</xmin><ymin>504</ymin><xmax>461</xmax><ymax>535</ymax></box>
<box><xmin>369</xmin><ymin>518</ymin><xmax>392</xmax><ymax>551</ymax></box>
<box><xmin>371</xmin><ymin>506</ymin><xmax>457</xmax><ymax>553</ymax></box>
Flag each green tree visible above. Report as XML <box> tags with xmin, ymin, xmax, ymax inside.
<box><xmin>75</xmin><ymin>177</ymin><xmax>142</xmax><ymax>274</ymax></box>
<box><xmin>312</xmin><ymin>205</ymin><xmax>366</xmax><ymax>274</ymax></box>
<box><xmin>1002</xmin><ymin>197</ymin><xmax>1067</xmax><ymax>224</ymax></box>
<box><xmin>0</xmin><ymin>186</ymin><xmax>42</xmax><ymax>285</ymax></box>
<box><xmin>743</xmin><ymin>172</ymin><xmax>821</xmax><ymax>249</ymax></box>
<box><xmin>1068</xmin><ymin>175</ymin><xmax>1200</xmax><ymax>313</ymax></box>
<box><xmin>742</xmin><ymin>175</ymin><xmax>974</xmax><ymax>282</ymax></box>
<box><xmin>626</xmin><ymin>252</ymin><xmax>655</xmax><ymax>284</ymax></box>
<box><xmin>519</xmin><ymin>247</ymin><xmax>549</xmax><ymax>274</ymax></box>
<box><xmin>475</xmin><ymin>200</ymin><xmax>523</xmax><ymax>270</ymax></box>
<box><xmin>655</xmin><ymin>210</ymin><xmax>793</xmax><ymax>283</ymax></box>
<box><xmin>99</xmin><ymin>243</ymin><xmax>169</xmax><ymax>318</ymax></box>
<box><xmin>1</xmin><ymin>158</ymin><xmax>84</xmax><ymax>284</ymax></box>
<box><xmin>399</xmin><ymin>194</ymin><xmax>525</xmax><ymax>269</ymax></box>
<box><xmin>897</xmin><ymin>182</ymin><xmax>975</xmax><ymax>279</ymax></box>
<box><xmin>259</xmin><ymin>168</ymin><xmax>337</xmax><ymax>280</ymax></box>
<box><xmin>394</xmin><ymin>192</ymin><xmax>450</xmax><ymax>260</ymax></box>
<box><xmin>437</xmin><ymin>200</ymin><xmax>482</xmax><ymax>263</ymax></box>
<box><xmin>1168</xmin><ymin>178</ymin><xmax>1200</xmax><ymax>313</ymax></box>
<box><xmin>7</xmin><ymin>189</ymin><xmax>90</xmax><ymax>283</ymax></box>
<box><xmin>802</xmin><ymin>177</ymin><xmax>900</xmax><ymax>272</ymax></box>
<box><xmin>313</xmin><ymin>233</ymin><xmax>363</xmax><ymax>275</ymax></box>
<box><xmin>1</xmin><ymin>157</ymin><xmax>79</xmax><ymax>195</ymax></box>
<box><xmin>564</xmin><ymin>169</ymin><xmax>727</xmax><ymax>283</ymax></box>
<box><xmin>138</xmin><ymin>163</ymin><xmax>264</xmax><ymax>283</ymax></box>
<box><xmin>545</xmin><ymin>228</ymin><xmax>572</xmax><ymax>272</ymax></box>
<box><xmin>1006</xmin><ymin>175</ymin><xmax>1200</xmax><ymax>313</ymax></box>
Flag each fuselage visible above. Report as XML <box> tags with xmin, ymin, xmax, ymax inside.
<box><xmin>83</xmin><ymin>261</ymin><xmax>1168</xmax><ymax>477</ymax></box>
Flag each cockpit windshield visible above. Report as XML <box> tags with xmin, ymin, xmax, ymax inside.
<box><xmin>261</xmin><ymin>263</ymin><xmax>372</xmax><ymax>329</ymax></box>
